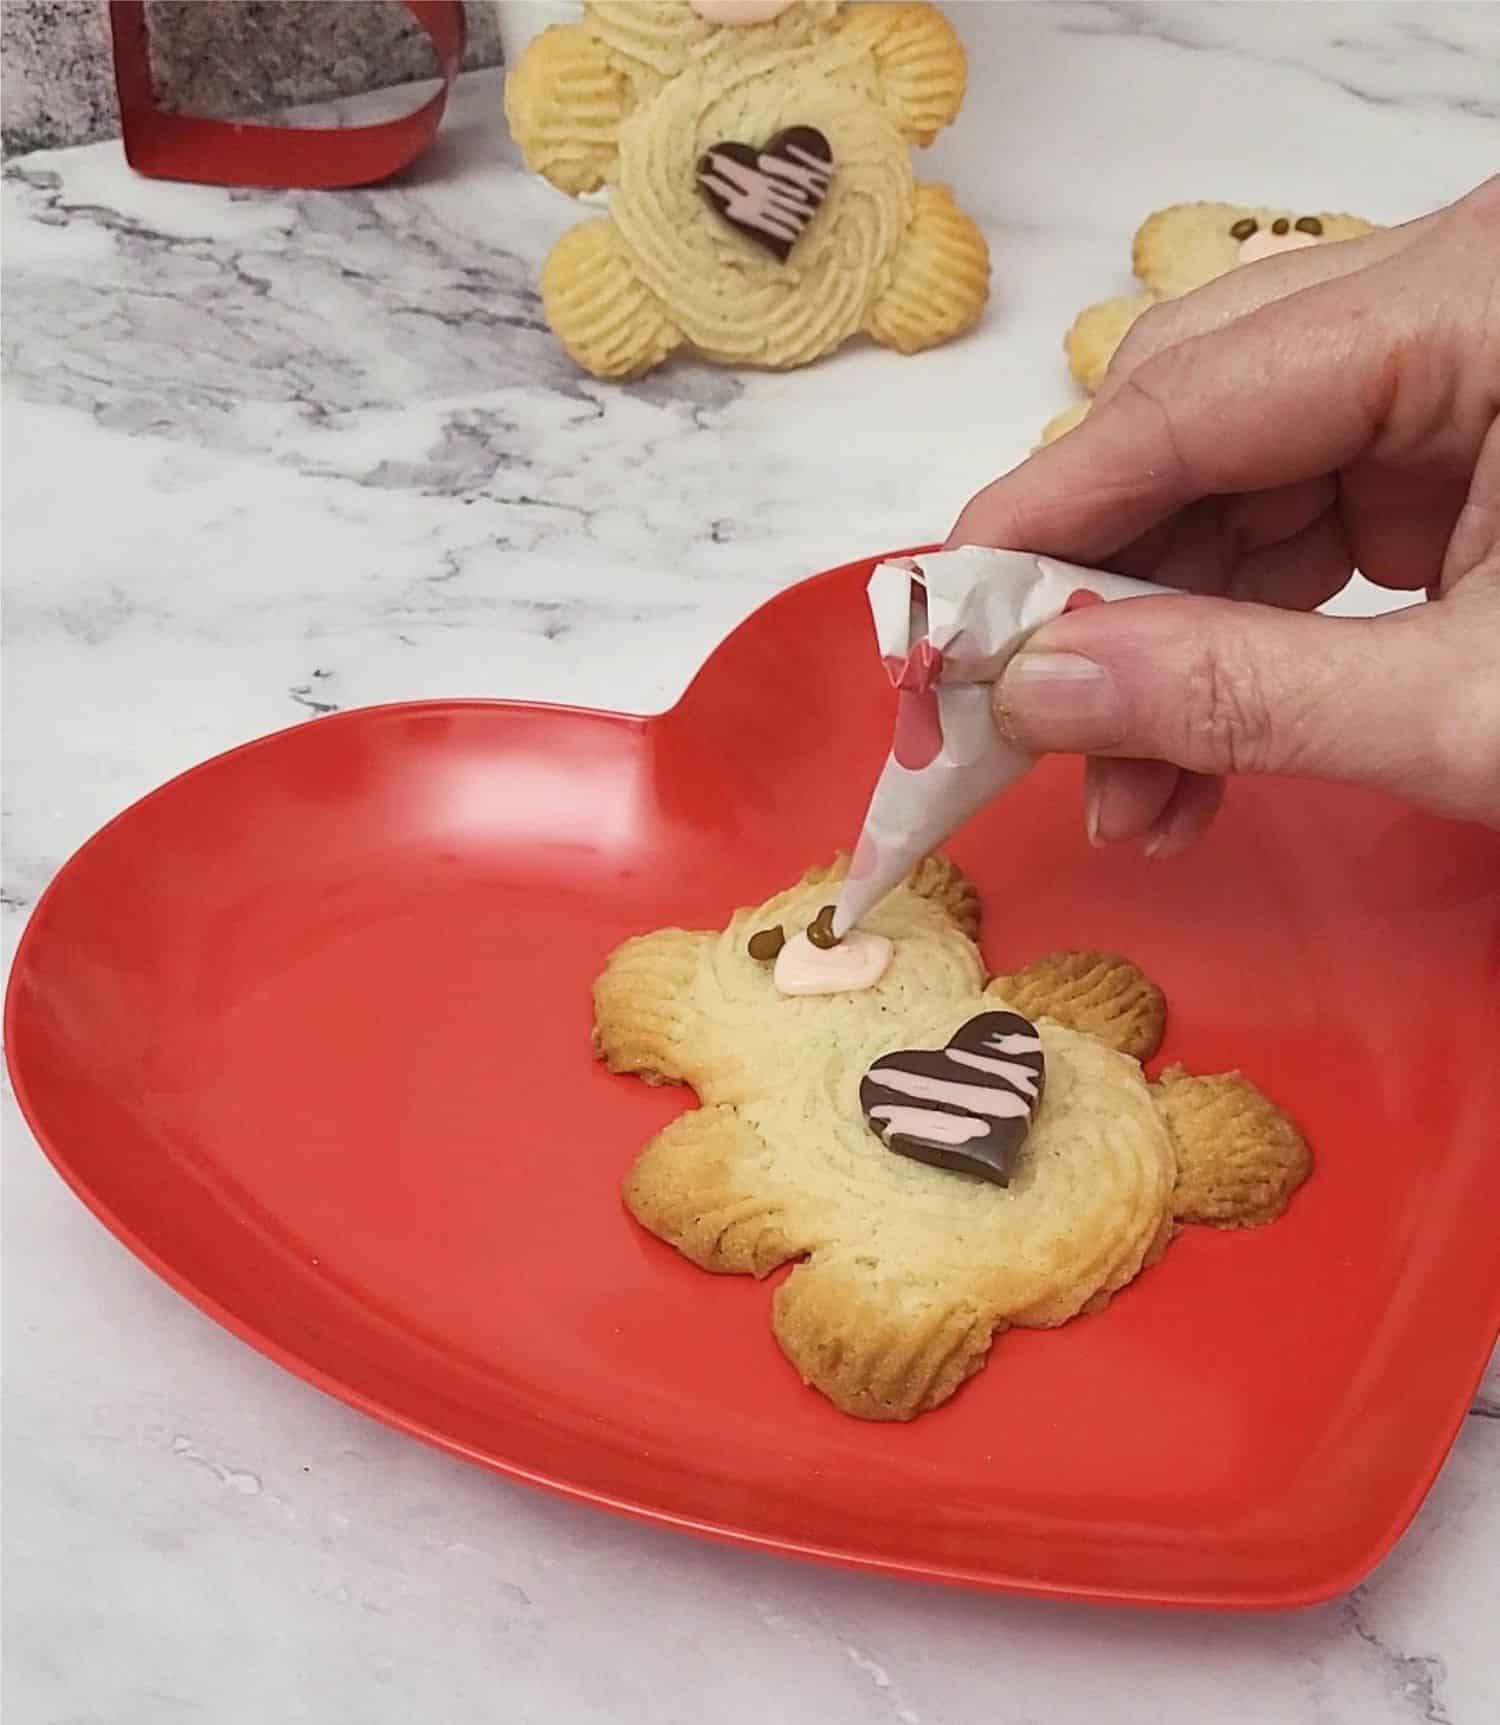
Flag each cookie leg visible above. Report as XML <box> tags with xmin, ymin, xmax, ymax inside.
<box><xmin>541</xmin><ymin>219</ymin><xmax>684</xmax><ymax>379</ymax></box>
<box><xmin>864</xmin><ymin>183</ymin><xmax>990</xmax><ymax>355</ymax></box>
<box><xmin>1152</xmin><ymin>1065</ymin><xmax>1312</xmax><ymax>1227</ymax></box>
<box><xmin>624</xmin><ymin>1106</ymin><xmax>806</xmax><ymax>1278</ymax></box>
<box><xmin>772</xmin><ymin>1251</ymin><xmax>995</xmax><ymax>1421</ymax></box>
<box><xmin>988</xmin><ymin>951</ymin><xmax>1166</xmax><ymax>1061</ymax></box>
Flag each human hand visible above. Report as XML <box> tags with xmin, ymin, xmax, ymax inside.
<box><xmin>949</xmin><ymin>176</ymin><xmax>1500</xmax><ymax>853</ymax></box>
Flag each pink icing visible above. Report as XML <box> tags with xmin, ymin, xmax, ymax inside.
<box><xmin>699</xmin><ymin>144</ymin><xmax>831</xmax><ymax>247</ymax></box>
<box><xmin>1237</xmin><ymin>228</ymin><xmax>1320</xmax><ymax>264</ymax></box>
<box><xmin>690</xmin><ymin>0</ymin><xmax>792</xmax><ymax>22</ymax></box>
<box><xmin>773</xmin><ymin>929</ymin><xmax>892</xmax><ymax>997</ymax></box>
<box><xmin>869</xmin><ymin>1106</ymin><xmax>989</xmax><ymax>1147</ymax></box>
<box><xmin>947</xmin><ymin>1047</ymin><xmax>1042</xmax><ymax>1097</ymax></box>
<box><xmin>865</xmin><ymin>1066</ymin><xmax>1032</xmax><ymax>1117</ymax></box>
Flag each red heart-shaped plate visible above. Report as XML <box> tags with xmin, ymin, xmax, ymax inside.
<box><xmin>7</xmin><ymin>551</ymin><xmax>1499</xmax><ymax>1608</ymax></box>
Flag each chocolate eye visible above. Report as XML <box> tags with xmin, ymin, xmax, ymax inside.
<box><xmin>1272</xmin><ymin>217</ymin><xmax>1290</xmax><ymax>235</ymax></box>
<box><xmin>1229</xmin><ymin>217</ymin><xmax>1258</xmax><ymax>241</ymax></box>
<box><xmin>1295</xmin><ymin>216</ymin><xmax>1324</xmax><ymax>236</ymax></box>
<box><xmin>748</xmin><ymin>925</ymin><xmax>785</xmax><ymax>962</ymax></box>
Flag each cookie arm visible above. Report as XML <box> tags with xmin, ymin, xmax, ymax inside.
<box><xmin>988</xmin><ymin>951</ymin><xmax>1166</xmax><ymax>1062</ymax></box>
<box><xmin>865</xmin><ymin>181</ymin><xmax>989</xmax><ymax>354</ymax></box>
<box><xmin>593</xmin><ymin>926</ymin><xmax>711</xmax><ymax>1085</ymax></box>
<box><xmin>1065</xmin><ymin>293</ymin><xmax>1154</xmax><ymax>393</ymax></box>
<box><xmin>839</xmin><ymin>3</ymin><xmax>968</xmax><ymax>145</ymax></box>
<box><xmin>503</xmin><ymin>23</ymin><xmax>630</xmax><ymax>196</ymax></box>
<box><xmin>624</xmin><ymin>1107</ymin><xmax>806</xmax><ymax>1278</ymax></box>
<box><xmin>1151</xmin><ymin>1066</ymin><xmax>1312</xmax><ymax>1227</ymax></box>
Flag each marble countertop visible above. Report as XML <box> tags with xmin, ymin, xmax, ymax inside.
<box><xmin>4</xmin><ymin>5</ymin><xmax>1497</xmax><ymax>1721</ymax></box>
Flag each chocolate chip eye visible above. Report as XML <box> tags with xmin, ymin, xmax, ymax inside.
<box><xmin>1272</xmin><ymin>217</ymin><xmax>1290</xmax><ymax>235</ymax></box>
<box><xmin>805</xmin><ymin>905</ymin><xmax>841</xmax><ymax>950</ymax></box>
<box><xmin>1229</xmin><ymin>217</ymin><xmax>1258</xmax><ymax>241</ymax></box>
<box><xmin>1295</xmin><ymin>216</ymin><xmax>1324</xmax><ymax>236</ymax></box>
<box><xmin>748</xmin><ymin>925</ymin><xmax>785</xmax><ymax>962</ymax></box>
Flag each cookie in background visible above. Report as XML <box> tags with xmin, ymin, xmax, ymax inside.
<box><xmin>504</xmin><ymin>1</ymin><xmax>990</xmax><ymax>377</ymax></box>
<box><xmin>1041</xmin><ymin>201</ymin><xmax>1377</xmax><ymax>446</ymax></box>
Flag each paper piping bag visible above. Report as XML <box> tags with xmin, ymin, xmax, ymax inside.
<box><xmin>833</xmin><ymin>546</ymin><xmax>1179</xmax><ymax>936</ymax></box>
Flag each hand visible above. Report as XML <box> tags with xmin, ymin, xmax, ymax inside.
<box><xmin>949</xmin><ymin>176</ymin><xmax>1500</xmax><ymax>854</ymax></box>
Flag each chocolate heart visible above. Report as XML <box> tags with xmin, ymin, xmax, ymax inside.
<box><xmin>696</xmin><ymin>125</ymin><xmax>833</xmax><ymax>262</ymax></box>
<box><xmin>860</xmin><ymin>1012</ymin><xmax>1045</xmax><ymax>1186</ymax></box>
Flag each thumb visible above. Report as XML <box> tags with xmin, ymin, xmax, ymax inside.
<box><xmin>993</xmin><ymin>592</ymin><xmax>1499</xmax><ymax>818</ymax></box>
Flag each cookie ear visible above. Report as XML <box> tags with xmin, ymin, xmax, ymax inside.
<box><xmin>988</xmin><ymin>952</ymin><xmax>1166</xmax><ymax>1061</ymax></box>
<box><xmin>504</xmin><ymin>24</ymin><xmax>631</xmax><ymax>196</ymax></box>
<box><xmin>593</xmin><ymin>926</ymin><xmax>713</xmax><ymax>1086</ymax></box>
<box><xmin>772</xmin><ymin>1250</ymin><xmax>997</xmax><ymax>1420</ymax></box>
<box><xmin>624</xmin><ymin>1107</ymin><xmax>806</xmax><ymax>1277</ymax></box>
<box><xmin>1151</xmin><ymin>1065</ymin><xmax>1312</xmax><ymax>1227</ymax></box>
<box><xmin>903</xmin><ymin>853</ymin><xmax>981</xmax><ymax>941</ymax></box>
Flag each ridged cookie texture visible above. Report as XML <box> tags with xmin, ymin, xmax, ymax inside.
<box><xmin>991</xmin><ymin>949</ymin><xmax>1166</xmax><ymax>1062</ymax></box>
<box><xmin>1153</xmin><ymin>1064</ymin><xmax>1313</xmax><ymax>1227</ymax></box>
<box><xmin>595</xmin><ymin>856</ymin><xmax>1310</xmax><ymax>1420</ymax></box>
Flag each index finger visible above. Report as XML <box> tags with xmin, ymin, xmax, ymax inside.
<box><xmin>947</xmin><ymin>268</ymin><xmax>1394</xmax><ymax>563</ymax></box>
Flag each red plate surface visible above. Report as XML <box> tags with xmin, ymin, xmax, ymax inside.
<box><xmin>8</xmin><ymin>553</ymin><xmax>1499</xmax><ymax>1609</ymax></box>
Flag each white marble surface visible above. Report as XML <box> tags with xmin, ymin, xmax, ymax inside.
<box><xmin>4</xmin><ymin>5</ymin><xmax>1498</xmax><ymax>1721</ymax></box>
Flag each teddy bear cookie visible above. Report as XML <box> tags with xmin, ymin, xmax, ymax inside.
<box><xmin>504</xmin><ymin>2</ymin><xmax>990</xmax><ymax>377</ymax></box>
<box><xmin>593</xmin><ymin>855</ymin><xmax>1311</xmax><ymax>1421</ymax></box>
<box><xmin>1041</xmin><ymin>201</ymin><xmax>1378</xmax><ymax>444</ymax></box>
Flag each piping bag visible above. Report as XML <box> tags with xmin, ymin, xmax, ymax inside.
<box><xmin>832</xmin><ymin>546</ymin><xmax>1179</xmax><ymax>938</ymax></box>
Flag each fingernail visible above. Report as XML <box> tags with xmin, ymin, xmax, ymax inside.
<box><xmin>1143</xmin><ymin>816</ymin><xmax>1190</xmax><ymax>861</ymax></box>
<box><xmin>1084</xmin><ymin>774</ymin><xmax>1104</xmax><ymax>847</ymax></box>
<box><xmin>996</xmin><ymin>652</ymin><xmax>1124</xmax><ymax>753</ymax></box>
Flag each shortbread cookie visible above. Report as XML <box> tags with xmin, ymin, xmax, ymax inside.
<box><xmin>1043</xmin><ymin>201</ymin><xmax>1377</xmax><ymax>442</ymax></box>
<box><xmin>595</xmin><ymin>856</ymin><xmax>1312</xmax><ymax>1420</ymax></box>
<box><xmin>506</xmin><ymin>2</ymin><xmax>989</xmax><ymax>377</ymax></box>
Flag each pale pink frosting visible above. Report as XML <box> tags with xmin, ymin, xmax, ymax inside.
<box><xmin>690</xmin><ymin>0</ymin><xmax>793</xmax><ymax>24</ymax></box>
<box><xmin>698</xmin><ymin>142</ymin><xmax>831</xmax><ymax>247</ymax></box>
<box><xmin>773</xmin><ymin>929</ymin><xmax>892</xmax><ymax>996</ymax></box>
<box><xmin>865</xmin><ymin>1066</ymin><xmax>1031</xmax><ymax>1117</ymax></box>
<box><xmin>1237</xmin><ymin>228</ymin><xmax>1321</xmax><ymax>264</ymax></box>
<box><xmin>869</xmin><ymin>1106</ymin><xmax>988</xmax><ymax>1147</ymax></box>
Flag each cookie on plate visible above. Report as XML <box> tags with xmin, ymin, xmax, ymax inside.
<box><xmin>1043</xmin><ymin>201</ymin><xmax>1377</xmax><ymax>444</ymax></box>
<box><xmin>594</xmin><ymin>855</ymin><xmax>1311</xmax><ymax>1420</ymax></box>
<box><xmin>505</xmin><ymin>2</ymin><xmax>990</xmax><ymax>377</ymax></box>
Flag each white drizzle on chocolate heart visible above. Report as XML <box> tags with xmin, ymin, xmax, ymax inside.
<box><xmin>696</xmin><ymin>125</ymin><xmax>833</xmax><ymax>261</ymax></box>
<box><xmin>859</xmin><ymin>1012</ymin><xmax>1045</xmax><ymax>1186</ymax></box>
